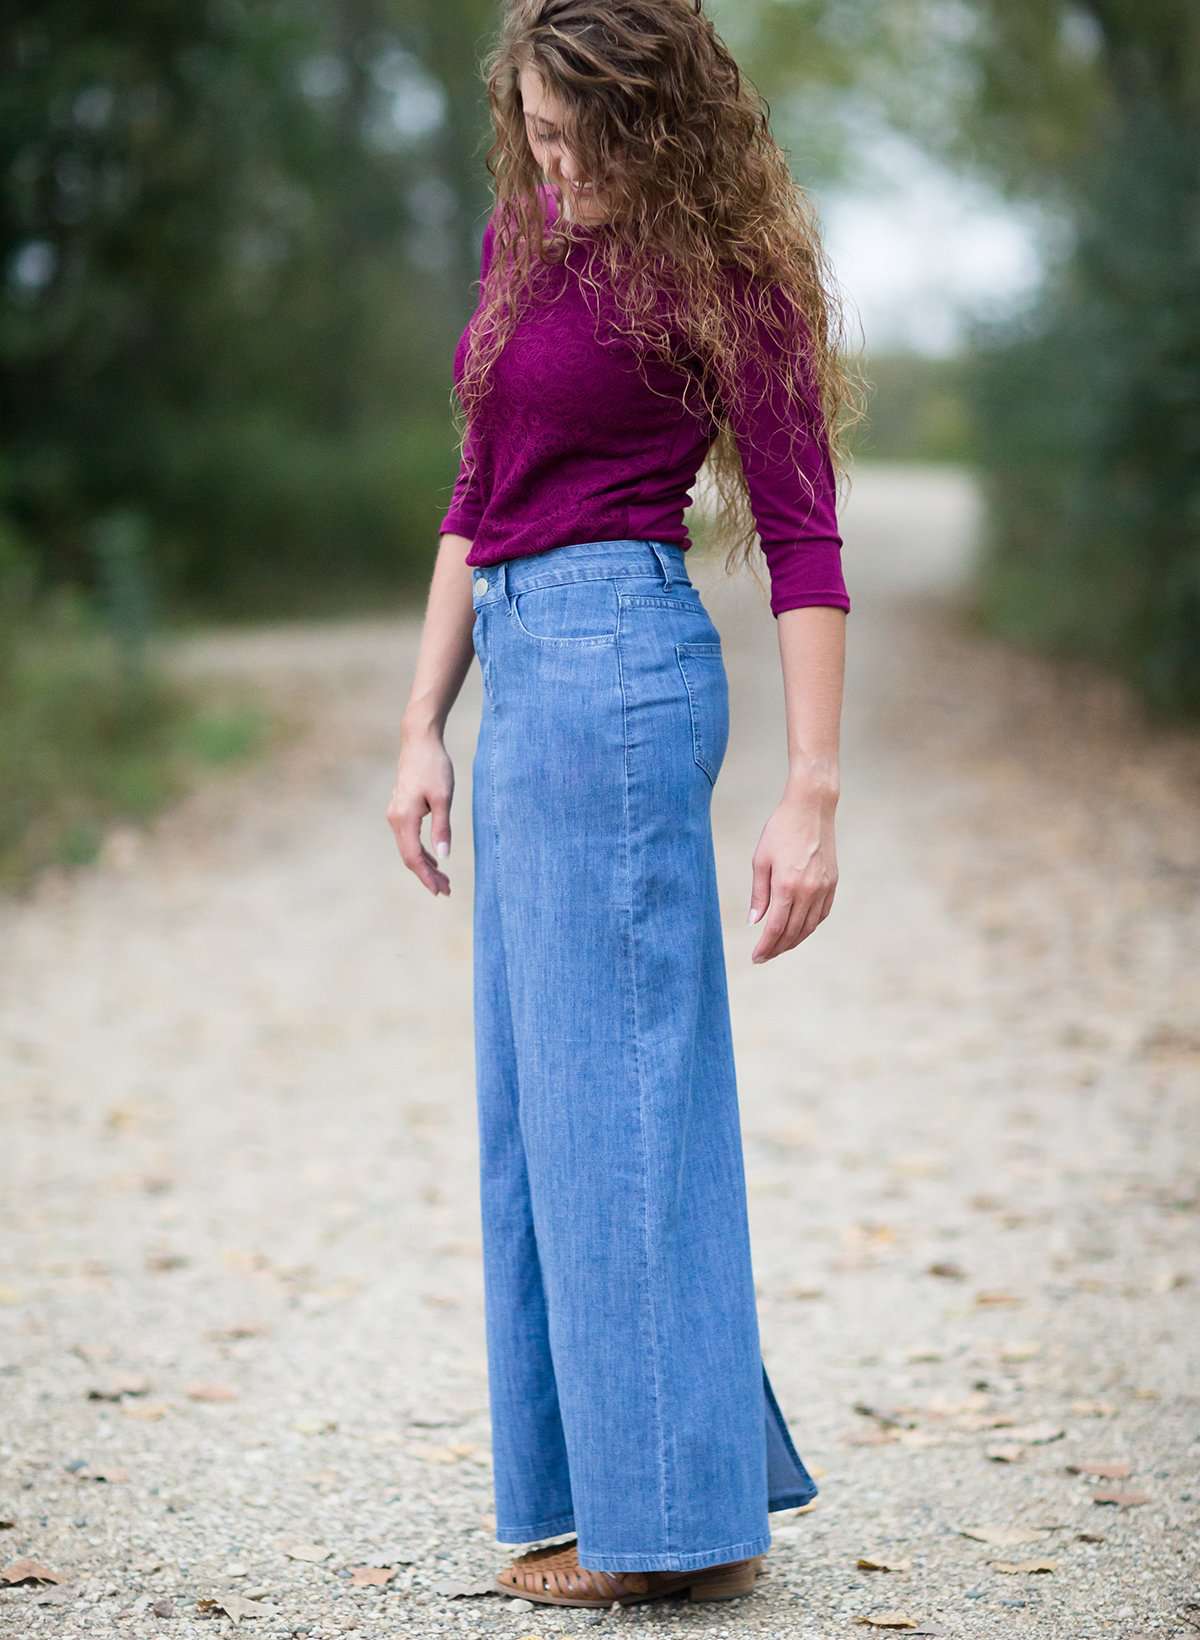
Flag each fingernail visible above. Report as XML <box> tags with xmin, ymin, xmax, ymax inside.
<box><xmin>747</xmin><ymin>906</ymin><xmax>761</xmax><ymax>923</ymax></box>
<box><xmin>436</xmin><ymin>840</ymin><xmax>449</xmax><ymax>858</ymax></box>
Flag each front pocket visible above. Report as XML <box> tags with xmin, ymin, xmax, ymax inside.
<box><xmin>510</xmin><ymin>578</ymin><xmax>619</xmax><ymax>644</ymax></box>
<box><xmin>675</xmin><ymin>641</ymin><xmax>730</xmax><ymax>787</ymax></box>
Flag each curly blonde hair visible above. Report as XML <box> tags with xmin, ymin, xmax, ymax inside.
<box><xmin>451</xmin><ymin>0</ymin><xmax>868</xmax><ymax>595</ymax></box>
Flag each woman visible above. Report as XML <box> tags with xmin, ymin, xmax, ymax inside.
<box><xmin>388</xmin><ymin>0</ymin><xmax>862</xmax><ymax>1610</ymax></box>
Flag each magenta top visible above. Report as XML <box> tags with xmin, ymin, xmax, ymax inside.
<box><xmin>438</xmin><ymin>185</ymin><xmax>849</xmax><ymax>617</ymax></box>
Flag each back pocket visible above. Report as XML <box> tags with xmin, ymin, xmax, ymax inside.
<box><xmin>511</xmin><ymin>578</ymin><xmax>619</xmax><ymax>644</ymax></box>
<box><xmin>675</xmin><ymin>640</ymin><xmax>729</xmax><ymax>786</ymax></box>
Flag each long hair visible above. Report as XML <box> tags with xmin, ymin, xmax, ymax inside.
<box><xmin>452</xmin><ymin>0</ymin><xmax>869</xmax><ymax>592</ymax></box>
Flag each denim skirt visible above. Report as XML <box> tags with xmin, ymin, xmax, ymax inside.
<box><xmin>469</xmin><ymin>537</ymin><xmax>818</xmax><ymax>1574</ymax></box>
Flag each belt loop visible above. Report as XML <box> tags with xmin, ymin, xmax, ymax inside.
<box><xmin>498</xmin><ymin>559</ymin><xmax>511</xmax><ymax>609</ymax></box>
<box><xmin>647</xmin><ymin>539</ymin><xmax>680</xmax><ymax>589</ymax></box>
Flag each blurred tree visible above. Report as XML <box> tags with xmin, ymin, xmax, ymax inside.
<box><xmin>868</xmin><ymin>0</ymin><xmax>1200</xmax><ymax>715</ymax></box>
<box><xmin>0</xmin><ymin>0</ymin><xmax>456</xmax><ymax>613</ymax></box>
<box><xmin>410</xmin><ymin>0</ymin><xmax>502</xmax><ymax>293</ymax></box>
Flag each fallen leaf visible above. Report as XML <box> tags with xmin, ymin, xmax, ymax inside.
<box><xmin>1092</xmin><ymin>1489</ymin><xmax>1150</xmax><ymax>1506</ymax></box>
<box><xmin>855</xmin><ymin>1612</ymin><xmax>920</xmax><ymax>1629</ymax></box>
<box><xmin>1</xmin><ymin>1558</ymin><xmax>65</xmax><ymax>1585</ymax></box>
<box><xmin>75</xmin><ymin>1465</ymin><xmax>130</xmax><ymax>1483</ymax></box>
<box><xmin>32</xmin><ymin>1584</ymin><xmax>74</xmax><ymax>1605</ymax></box>
<box><xmin>204</xmin><ymin>1591</ymin><xmax>264</xmax><ymax>1623</ymax></box>
<box><xmin>927</xmin><ymin>1261</ymin><xmax>966</xmax><ymax>1280</ymax></box>
<box><xmin>990</xmin><ymin>1559</ymin><xmax>1058</xmax><ymax>1574</ymax></box>
<box><xmin>985</xmin><ymin>1445</ymin><xmax>1025</xmax><ymax>1463</ymax></box>
<box><xmin>1149</xmin><ymin>1269</ymin><xmax>1189</xmax><ymax>1293</ymax></box>
<box><xmin>306</xmin><ymin>1472</ymin><xmax>344</xmax><ymax>1497</ymax></box>
<box><xmin>974</xmin><ymin>1291</ymin><xmax>1024</xmax><ymax>1306</ymax></box>
<box><xmin>123</xmin><ymin>1401</ymin><xmax>169</xmax><ymax>1421</ymax></box>
<box><xmin>926</xmin><ymin>1393</ymin><xmax>991</xmax><ymax>1419</ymax></box>
<box><xmin>854</xmin><ymin>1403</ymin><xmax>918</xmax><ymax>1430</ymax></box>
<box><xmin>434</xmin><ymin>1576</ymin><xmax>496</xmax><ymax>1597</ymax></box>
<box><xmin>293</xmin><ymin>1415</ymin><xmax>338</xmax><ymax>1435</ymax></box>
<box><xmin>284</xmin><ymin>1542</ymin><xmax>331</xmax><ymax>1562</ymax></box>
<box><xmin>957</xmin><ymin>1525</ymin><xmax>1050</xmax><ymax>1546</ymax></box>
<box><xmin>87</xmin><ymin>1376</ymin><xmax>151</xmax><ymax>1401</ymax></box>
<box><xmin>185</xmin><ymin>1382</ymin><xmax>238</xmax><ymax>1402</ymax></box>
<box><xmin>207</xmin><ymin>1322</ymin><xmax>268</xmax><ymax>1342</ymax></box>
<box><xmin>998</xmin><ymin>1341</ymin><xmax>1041</xmax><ymax>1362</ymax></box>
<box><xmin>857</xmin><ymin>1555</ymin><xmax>912</xmax><ymax>1573</ymax></box>
<box><xmin>405</xmin><ymin>1442</ymin><xmax>466</xmax><ymax>1464</ymax></box>
<box><xmin>891</xmin><ymin>1152</ymin><xmax>947</xmax><ymax>1177</ymax></box>
<box><xmin>989</xmin><ymin>1424</ymin><xmax>1064</xmax><ymax>1445</ymax></box>
<box><xmin>350</xmin><ymin>1565</ymin><xmax>395</xmax><ymax>1587</ymax></box>
<box><xmin>1064</xmin><ymin>1460</ymin><xmax>1131</xmax><ymax>1479</ymax></box>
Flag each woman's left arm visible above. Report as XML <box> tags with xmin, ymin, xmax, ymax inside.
<box><xmin>747</xmin><ymin>605</ymin><xmax>845</xmax><ymax>963</ymax></box>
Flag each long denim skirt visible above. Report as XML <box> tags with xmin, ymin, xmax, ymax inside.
<box><xmin>468</xmin><ymin>536</ymin><xmax>818</xmax><ymax>1574</ymax></box>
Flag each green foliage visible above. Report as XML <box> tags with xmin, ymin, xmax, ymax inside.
<box><xmin>2</xmin><ymin>1</ymin><xmax>462</xmax><ymax>621</ymax></box>
<box><xmin>5</xmin><ymin>0</ymin><xmax>1195</xmax><ymax>725</ymax></box>
<box><xmin>962</xmin><ymin>51</ymin><xmax>1200</xmax><ymax>716</ymax></box>
<box><xmin>852</xmin><ymin>352</ymin><xmax>977</xmax><ymax>463</ymax></box>
<box><xmin>0</xmin><ymin>535</ymin><xmax>272</xmax><ymax>891</ymax></box>
<box><xmin>90</xmin><ymin>508</ymin><xmax>156</xmax><ymax>682</ymax></box>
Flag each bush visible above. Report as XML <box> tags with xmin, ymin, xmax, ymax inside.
<box><xmin>964</xmin><ymin>95</ymin><xmax>1200</xmax><ymax>719</ymax></box>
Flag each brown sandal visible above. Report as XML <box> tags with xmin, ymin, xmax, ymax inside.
<box><xmin>495</xmin><ymin>1537</ymin><xmax>763</xmax><ymax>1607</ymax></box>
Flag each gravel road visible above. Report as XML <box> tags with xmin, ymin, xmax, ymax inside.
<box><xmin>2</xmin><ymin>464</ymin><xmax>1198</xmax><ymax>1640</ymax></box>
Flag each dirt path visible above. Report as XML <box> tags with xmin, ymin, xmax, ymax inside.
<box><xmin>2</xmin><ymin>464</ymin><xmax>1197</xmax><ymax>1640</ymax></box>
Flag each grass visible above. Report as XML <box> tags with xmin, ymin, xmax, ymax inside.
<box><xmin>0</xmin><ymin>605</ymin><xmax>272</xmax><ymax>897</ymax></box>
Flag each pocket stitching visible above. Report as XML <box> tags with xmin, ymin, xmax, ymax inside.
<box><xmin>510</xmin><ymin>579</ymin><xmax>619</xmax><ymax>645</ymax></box>
<box><xmin>675</xmin><ymin>641</ymin><xmax>726</xmax><ymax>786</ymax></box>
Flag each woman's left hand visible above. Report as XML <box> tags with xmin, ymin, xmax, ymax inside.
<box><xmin>746</xmin><ymin>784</ymin><xmax>839</xmax><ymax>963</ymax></box>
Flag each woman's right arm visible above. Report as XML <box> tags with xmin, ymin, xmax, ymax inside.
<box><xmin>385</xmin><ymin>529</ymin><xmax>477</xmax><ymax>897</ymax></box>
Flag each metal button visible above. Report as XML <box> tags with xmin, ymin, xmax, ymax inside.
<box><xmin>473</xmin><ymin>576</ymin><xmax>490</xmax><ymax>597</ymax></box>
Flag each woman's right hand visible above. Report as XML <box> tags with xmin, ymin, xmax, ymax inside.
<box><xmin>386</xmin><ymin>727</ymin><xmax>455</xmax><ymax>897</ymax></box>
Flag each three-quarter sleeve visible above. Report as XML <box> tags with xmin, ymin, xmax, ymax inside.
<box><xmin>721</xmin><ymin>272</ymin><xmax>850</xmax><ymax>616</ymax></box>
<box><xmin>437</xmin><ymin>210</ymin><xmax>498</xmax><ymax>541</ymax></box>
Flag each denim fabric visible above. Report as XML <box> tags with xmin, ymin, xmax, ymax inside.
<box><xmin>469</xmin><ymin>537</ymin><xmax>819</xmax><ymax>1574</ymax></box>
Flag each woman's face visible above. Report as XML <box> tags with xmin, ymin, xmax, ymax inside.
<box><xmin>518</xmin><ymin>66</ymin><xmax>609</xmax><ymax>223</ymax></box>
